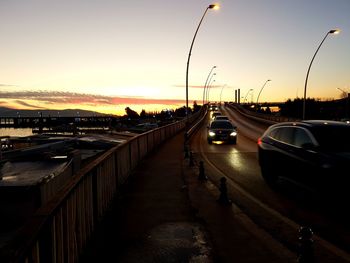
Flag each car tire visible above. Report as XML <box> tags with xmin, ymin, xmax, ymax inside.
<box><xmin>207</xmin><ymin>139</ymin><xmax>212</xmax><ymax>144</ymax></box>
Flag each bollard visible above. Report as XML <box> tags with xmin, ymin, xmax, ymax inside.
<box><xmin>189</xmin><ymin>151</ymin><xmax>194</xmax><ymax>167</ymax></box>
<box><xmin>198</xmin><ymin>161</ymin><xmax>207</xmax><ymax>181</ymax></box>
<box><xmin>297</xmin><ymin>226</ymin><xmax>314</xmax><ymax>263</ymax></box>
<box><xmin>217</xmin><ymin>177</ymin><xmax>231</xmax><ymax>205</ymax></box>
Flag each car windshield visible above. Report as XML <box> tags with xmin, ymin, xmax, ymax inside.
<box><xmin>211</xmin><ymin>121</ymin><xmax>234</xmax><ymax>129</ymax></box>
<box><xmin>215</xmin><ymin>116</ymin><xmax>229</xmax><ymax>120</ymax></box>
<box><xmin>311</xmin><ymin>125</ymin><xmax>350</xmax><ymax>152</ymax></box>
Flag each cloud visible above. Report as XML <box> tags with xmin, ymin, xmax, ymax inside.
<box><xmin>173</xmin><ymin>84</ymin><xmax>204</xmax><ymax>89</ymax></box>
<box><xmin>14</xmin><ymin>100</ymin><xmax>46</xmax><ymax>109</ymax></box>
<box><xmin>0</xmin><ymin>90</ymin><xmax>188</xmax><ymax>109</ymax></box>
<box><xmin>0</xmin><ymin>84</ymin><xmax>17</xmax><ymax>87</ymax></box>
<box><xmin>111</xmin><ymin>96</ymin><xmax>185</xmax><ymax>105</ymax></box>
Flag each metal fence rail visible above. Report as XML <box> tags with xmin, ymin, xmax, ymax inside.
<box><xmin>228</xmin><ymin>104</ymin><xmax>300</xmax><ymax>124</ymax></box>
<box><xmin>1</xmin><ymin>111</ymin><xmax>202</xmax><ymax>263</ymax></box>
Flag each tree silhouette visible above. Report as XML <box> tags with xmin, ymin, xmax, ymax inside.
<box><xmin>193</xmin><ymin>101</ymin><xmax>201</xmax><ymax>113</ymax></box>
<box><xmin>125</xmin><ymin>107</ymin><xmax>139</xmax><ymax>119</ymax></box>
<box><xmin>140</xmin><ymin>109</ymin><xmax>146</xmax><ymax>119</ymax></box>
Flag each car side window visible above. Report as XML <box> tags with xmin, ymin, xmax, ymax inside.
<box><xmin>293</xmin><ymin>128</ymin><xmax>314</xmax><ymax>148</ymax></box>
<box><xmin>268</xmin><ymin>128</ymin><xmax>279</xmax><ymax>139</ymax></box>
<box><xmin>278</xmin><ymin>127</ymin><xmax>294</xmax><ymax>144</ymax></box>
<box><xmin>270</xmin><ymin>127</ymin><xmax>294</xmax><ymax>144</ymax></box>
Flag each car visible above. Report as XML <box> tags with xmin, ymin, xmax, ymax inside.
<box><xmin>209</xmin><ymin>104</ymin><xmax>219</xmax><ymax>111</ymax></box>
<box><xmin>214</xmin><ymin>115</ymin><xmax>230</xmax><ymax>121</ymax></box>
<box><xmin>207</xmin><ymin>120</ymin><xmax>237</xmax><ymax>144</ymax></box>
<box><xmin>211</xmin><ymin>111</ymin><xmax>222</xmax><ymax>120</ymax></box>
<box><xmin>257</xmin><ymin>120</ymin><xmax>350</xmax><ymax>190</ymax></box>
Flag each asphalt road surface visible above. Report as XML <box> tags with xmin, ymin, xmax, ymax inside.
<box><xmin>189</xmin><ymin>104</ymin><xmax>350</xmax><ymax>262</ymax></box>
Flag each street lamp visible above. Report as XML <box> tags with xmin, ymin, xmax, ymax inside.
<box><xmin>185</xmin><ymin>4</ymin><xmax>219</xmax><ymax>121</ymax></box>
<box><xmin>203</xmin><ymin>66</ymin><xmax>217</xmax><ymax>105</ymax></box>
<box><xmin>220</xmin><ymin>84</ymin><xmax>227</xmax><ymax>104</ymax></box>
<box><xmin>302</xmin><ymin>29</ymin><xmax>340</xmax><ymax>120</ymax></box>
<box><xmin>256</xmin><ymin>79</ymin><xmax>271</xmax><ymax>109</ymax></box>
<box><xmin>206</xmin><ymin>79</ymin><xmax>215</xmax><ymax>103</ymax></box>
<box><xmin>243</xmin><ymin>89</ymin><xmax>253</xmax><ymax>104</ymax></box>
<box><xmin>206</xmin><ymin>73</ymin><xmax>216</xmax><ymax>103</ymax></box>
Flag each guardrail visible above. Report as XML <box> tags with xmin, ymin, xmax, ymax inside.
<box><xmin>227</xmin><ymin>104</ymin><xmax>300</xmax><ymax>125</ymax></box>
<box><xmin>186</xmin><ymin>108</ymin><xmax>208</xmax><ymax>138</ymax></box>
<box><xmin>0</xmin><ymin>110</ymin><xmax>203</xmax><ymax>263</ymax></box>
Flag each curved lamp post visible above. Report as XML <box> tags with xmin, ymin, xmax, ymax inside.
<box><xmin>186</xmin><ymin>4</ymin><xmax>219</xmax><ymax>121</ymax></box>
<box><xmin>256</xmin><ymin>79</ymin><xmax>271</xmax><ymax>109</ymax></box>
<box><xmin>220</xmin><ymin>84</ymin><xmax>227</xmax><ymax>104</ymax></box>
<box><xmin>203</xmin><ymin>66</ymin><xmax>217</xmax><ymax>105</ymax></box>
<box><xmin>206</xmin><ymin>79</ymin><xmax>215</xmax><ymax>103</ymax></box>
<box><xmin>243</xmin><ymin>89</ymin><xmax>253</xmax><ymax>104</ymax></box>
<box><xmin>205</xmin><ymin>73</ymin><xmax>216</xmax><ymax>103</ymax></box>
<box><xmin>302</xmin><ymin>29</ymin><xmax>340</xmax><ymax>120</ymax></box>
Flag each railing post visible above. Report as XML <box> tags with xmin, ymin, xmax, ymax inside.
<box><xmin>129</xmin><ymin>142</ymin><xmax>132</xmax><ymax>171</ymax></box>
<box><xmin>137</xmin><ymin>138</ymin><xmax>141</xmax><ymax>162</ymax></box>
<box><xmin>92</xmin><ymin>169</ymin><xmax>99</xmax><ymax>226</ymax></box>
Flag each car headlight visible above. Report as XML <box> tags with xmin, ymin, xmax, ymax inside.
<box><xmin>208</xmin><ymin>131</ymin><xmax>216</xmax><ymax>137</ymax></box>
<box><xmin>230</xmin><ymin>131</ymin><xmax>237</xmax><ymax>137</ymax></box>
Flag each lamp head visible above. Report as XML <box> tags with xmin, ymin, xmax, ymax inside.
<box><xmin>329</xmin><ymin>29</ymin><xmax>340</xmax><ymax>34</ymax></box>
<box><xmin>209</xmin><ymin>4</ymin><xmax>220</xmax><ymax>10</ymax></box>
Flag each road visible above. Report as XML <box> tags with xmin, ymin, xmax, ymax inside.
<box><xmin>189</xmin><ymin>104</ymin><xmax>350</xmax><ymax>262</ymax></box>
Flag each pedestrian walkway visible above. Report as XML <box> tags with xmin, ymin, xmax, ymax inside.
<box><xmin>81</xmin><ymin>131</ymin><xmax>295</xmax><ymax>262</ymax></box>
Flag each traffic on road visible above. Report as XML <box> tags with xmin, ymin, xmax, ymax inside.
<box><xmin>189</xmin><ymin>103</ymin><xmax>350</xmax><ymax>262</ymax></box>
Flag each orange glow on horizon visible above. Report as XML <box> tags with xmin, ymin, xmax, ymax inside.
<box><xmin>0</xmin><ymin>96</ymin><xmax>199</xmax><ymax>116</ymax></box>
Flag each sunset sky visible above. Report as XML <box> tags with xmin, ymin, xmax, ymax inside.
<box><xmin>0</xmin><ymin>0</ymin><xmax>349</xmax><ymax>116</ymax></box>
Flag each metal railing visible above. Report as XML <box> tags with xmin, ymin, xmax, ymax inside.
<box><xmin>228</xmin><ymin>104</ymin><xmax>300</xmax><ymax>125</ymax></box>
<box><xmin>1</xmin><ymin>111</ymin><xmax>203</xmax><ymax>263</ymax></box>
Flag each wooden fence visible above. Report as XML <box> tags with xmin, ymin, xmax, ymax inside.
<box><xmin>1</xmin><ymin>112</ymin><xmax>201</xmax><ymax>263</ymax></box>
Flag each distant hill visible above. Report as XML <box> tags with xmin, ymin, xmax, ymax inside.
<box><xmin>0</xmin><ymin>107</ymin><xmax>112</xmax><ymax>118</ymax></box>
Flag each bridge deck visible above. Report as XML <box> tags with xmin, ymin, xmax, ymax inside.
<box><xmin>80</xmin><ymin>131</ymin><xmax>293</xmax><ymax>262</ymax></box>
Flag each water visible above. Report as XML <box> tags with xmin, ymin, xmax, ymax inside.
<box><xmin>0</xmin><ymin>128</ymin><xmax>34</xmax><ymax>137</ymax></box>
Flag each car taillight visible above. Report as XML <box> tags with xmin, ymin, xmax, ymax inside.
<box><xmin>257</xmin><ymin>137</ymin><xmax>262</xmax><ymax>145</ymax></box>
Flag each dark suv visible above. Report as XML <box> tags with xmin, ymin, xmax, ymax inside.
<box><xmin>258</xmin><ymin>120</ymin><xmax>350</xmax><ymax>190</ymax></box>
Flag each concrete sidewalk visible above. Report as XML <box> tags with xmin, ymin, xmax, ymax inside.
<box><xmin>81</xmin><ymin>131</ymin><xmax>295</xmax><ymax>262</ymax></box>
